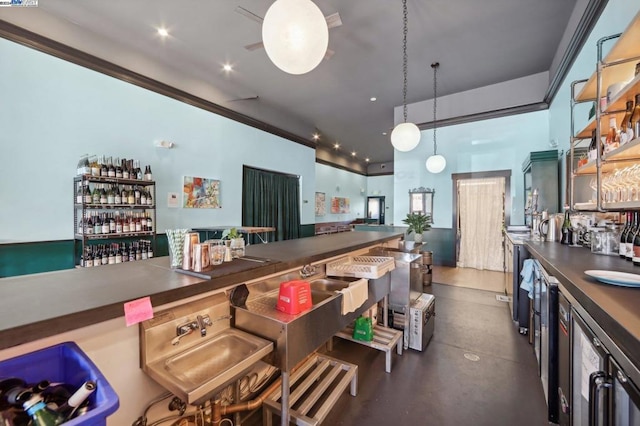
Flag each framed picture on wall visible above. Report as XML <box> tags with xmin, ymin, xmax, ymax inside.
<box><xmin>315</xmin><ymin>192</ymin><xmax>326</xmax><ymax>216</ymax></box>
<box><xmin>331</xmin><ymin>197</ymin><xmax>350</xmax><ymax>214</ymax></box>
<box><xmin>183</xmin><ymin>176</ymin><xmax>221</xmax><ymax>208</ymax></box>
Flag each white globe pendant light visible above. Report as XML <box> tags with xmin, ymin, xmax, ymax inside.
<box><xmin>391</xmin><ymin>0</ymin><xmax>420</xmax><ymax>152</ymax></box>
<box><xmin>391</xmin><ymin>122</ymin><xmax>421</xmax><ymax>152</ymax></box>
<box><xmin>426</xmin><ymin>154</ymin><xmax>446</xmax><ymax>173</ymax></box>
<box><xmin>426</xmin><ymin>62</ymin><xmax>446</xmax><ymax>173</ymax></box>
<box><xmin>262</xmin><ymin>0</ymin><xmax>329</xmax><ymax>75</ymax></box>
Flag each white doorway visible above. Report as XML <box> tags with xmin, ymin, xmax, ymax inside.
<box><xmin>453</xmin><ymin>171</ymin><xmax>511</xmax><ymax>272</ymax></box>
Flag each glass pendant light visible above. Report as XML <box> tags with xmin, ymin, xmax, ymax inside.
<box><xmin>426</xmin><ymin>62</ymin><xmax>446</xmax><ymax>173</ymax></box>
<box><xmin>391</xmin><ymin>0</ymin><xmax>420</xmax><ymax>152</ymax></box>
<box><xmin>262</xmin><ymin>0</ymin><xmax>329</xmax><ymax>75</ymax></box>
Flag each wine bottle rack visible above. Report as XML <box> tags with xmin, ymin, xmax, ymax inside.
<box><xmin>73</xmin><ymin>175</ymin><xmax>157</xmax><ymax>267</ymax></box>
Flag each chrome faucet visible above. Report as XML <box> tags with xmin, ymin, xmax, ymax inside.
<box><xmin>171</xmin><ymin>314</ymin><xmax>233</xmax><ymax>345</ymax></box>
<box><xmin>300</xmin><ymin>264</ymin><xmax>317</xmax><ymax>278</ymax></box>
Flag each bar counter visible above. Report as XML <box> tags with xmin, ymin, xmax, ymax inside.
<box><xmin>526</xmin><ymin>240</ymin><xmax>640</xmax><ymax>370</ymax></box>
<box><xmin>0</xmin><ymin>231</ymin><xmax>402</xmax><ymax>350</ymax></box>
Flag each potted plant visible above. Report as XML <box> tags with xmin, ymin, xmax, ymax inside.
<box><xmin>402</xmin><ymin>212</ymin><xmax>431</xmax><ymax>243</ymax></box>
<box><xmin>222</xmin><ymin>227</ymin><xmax>245</xmax><ymax>258</ymax></box>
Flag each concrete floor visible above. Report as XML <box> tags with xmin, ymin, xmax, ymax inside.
<box><xmin>312</xmin><ymin>283</ymin><xmax>549</xmax><ymax>426</ymax></box>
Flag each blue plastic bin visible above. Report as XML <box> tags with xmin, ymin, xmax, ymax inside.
<box><xmin>0</xmin><ymin>341</ymin><xmax>119</xmax><ymax>425</ymax></box>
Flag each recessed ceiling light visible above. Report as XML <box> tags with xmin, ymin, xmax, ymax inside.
<box><xmin>351</xmin><ymin>151</ymin><xmax>357</xmax><ymax>157</ymax></box>
<box><xmin>223</xmin><ymin>63</ymin><xmax>233</xmax><ymax>72</ymax></box>
<box><xmin>312</xmin><ymin>133</ymin><xmax>320</xmax><ymax>141</ymax></box>
<box><xmin>334</xmin><ymin>142</ymin><xmax>340</xmax><ymax>149</ymax></box>
<box><xmin>370</xmin><ymin>97</ymin><xmax>377</xmax><ymax>102</ymax></box>
<box><xmin>365</xmin><ymin>158</ymin><xmax>370</xmax><ymax>162</ymax></box>
<box><xmin>382</xmin><ymin>132</ymin><xmax>387</xmax><ymax>136</ymax></box>
<box><xmin>157</xmin><ymin>28</ymin><xmax>169</xmax><ymax>37</ymax></box>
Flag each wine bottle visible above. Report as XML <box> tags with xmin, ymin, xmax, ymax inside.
<box><xmin>146</xmin><ymin>189</ymin><xmax>153</xmax><ymax>206</ymax></box>
<box><xmin>101</xmin><ymin>245</ymin><xmax>108</xmax><ymax>265</ymax></box>
<box><xmin>121</xmin><ymin>158</ymin><xmax>129</xmax><ymax>179</ymax></box>
<box><xmin>632</xmin><ymin>221</ymin><xmax>640</xmax><ymax>266</ymax></box>
<box><xmin>56</xmin><ymin>380</ymin><xmax>96</xmax><ymax>421</ymax></box>
<box><xmin>605</xmin><ymin>117</ymin><xmax>620</xmax><ymax>154</ymax></box>
<box><xmin>101</xmin><ymin>213</ymin><xmax>109</xmax><ymax>235</ymax></box>
<box><xmin>90</xmin><ymin>156</ymin><xmax>100</xmax><ymax>177</ymax></box>
<box><xmin>115</xmin><ymin>244</ymin><xmax>123</xmax><ymax>264</ymax></box>
<box><xmin>108</xmin><ymin>244</ymin><xmax>116</xmax><ymax>265</ymax></box>
<box><xmin>626</xmin><ymin>212</ymin><xmax>639</xmax><ymax>262</ymax></box>
<box><xmin>632</xmin><ymin>94</ymin><xmax>640</xmax><ymax>142</ymax></box>
<box><xmin>134</xmin><ymin>186</ymin><xmax>141</xmax><ymax>205</ymax></box>
<box><xmin>620</xmin><ymin>212</ymin><xmax>631</xmax><ymax>258</ymax></box>
<box><xmin>107</xmin><ymin>156</ymin><xmax>116</xmax><ymax>178</ymax></box>
<box><xmin>76</xmin><ymin>183</ymin><xmax>83</xmax><ymax>204</ymax></box>
<box><xmin>620</xmin><ymin>100</ymin><xmax>635</xmax><ymax>145</ymax></box>
<box><xmin>140</xmin><ymin>188</ymin><xmax>147</xmax><ymax>205</ymax></box>
<box><xmin>115</xmin><ymin>157</ymin><xmax>122</xmax><ymax>179</ymax></box>
<box><xmin>83</xmin><ymin>184</ymin><xmax>92</xmax><ymax>204</ymax></box>
<box><xmin>100</xmin><ymin>156</ymin><xmax>108</xmax><ymax>178</ymax></box>
<box><xmin>92</xmin><ymin>186</ymin><xmax>100</xmax><ymax>205</ymax></box>
<box><xmin>99</xmin><ymin>185</ymin><xmax>107</xmax><ymax>205</ymax></box>
<box><xmin>145</xmin><ymin>165</ymin><xmax>153</xmax><ymax>181</ymax></box>
<box><xmin>146</xmin><ymin>212</ymin><xmax>153</xmax><ymax>232</ymax></box>
<box><xmin>147</xmin><ymin>241</ymin><xmax>154</xmax><ymax>259</ymax></box>
<box><xmin>127</xmin><ymin>186</ymin><xmax>135</xmax><ymax>205</ymax></box>
<box><xmin>23</xmin><ymin>396</ymin><xmax>65</xmax><ymax>426</ymax></box>
<box><xmin>93</xmin><ymin>213</ymin><xmax>101</xmax><ymax>235</ymax></box>
<box><xmin>560</xmin><ymin>210</ymin><xmax>571</xmax><ymax>245</ymax></box>
<box><xmin>121</xmin><ymin>244</ymin><xmax>128</xmax><ymax>263</ymax></box>
<box><xmin>114</xmin><ymin>185</ymin><xmax>122</xmax><ymax>204</ymax></box>
<box><xmin>136</xmin><ymin>160</ymin><xmax>143</xmax><ymax>180</ymax></box>
<box><xmin>84</xmin><ymin>247</ymin><xmax>93</xmax><ymax>267</ymax></box>
<box><xmin>107</xmin><ymin>185</ymin><xmax>115</xmax><ymax>205</ymax></box>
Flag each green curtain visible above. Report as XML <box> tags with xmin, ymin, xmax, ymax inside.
<box><xmin>242</xmin><ymin>166</ymin><xmax>301</xmax><ymax>242</ymax></box>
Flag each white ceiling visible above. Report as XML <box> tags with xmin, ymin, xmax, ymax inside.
<box><xmin>0</xmin><ymin>0</ymin><xmax>578</xmax><ymax>164</ymax></box>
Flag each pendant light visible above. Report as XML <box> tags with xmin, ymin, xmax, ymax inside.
<box><xmin>390</xmin><ymin>0</ymin><xmax>421</xmax><ymax>152</ymax></box>
<box><xmin>262</xmin><ymin>0</ymin><xmax>329</xmax><ymax>75</ymax></box>
<box><xmin>426</xmin><ymin>62</ymin><xmax>446</xmax><ymax>173</ymax></box>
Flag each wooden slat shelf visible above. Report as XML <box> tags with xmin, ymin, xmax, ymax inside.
<box><xmin>574</xmin><ymin>137</ymin><xmax>640</xmax><ymax>175</ymax></box>
<box><xmin>575</xmin><ymin>10</ymin><xmax>640</xmax><ymax>102</ymax></box>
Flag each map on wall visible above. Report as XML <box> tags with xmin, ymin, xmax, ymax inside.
<box><xmin>315</xmin><ymin>192</ymin><xmax>326</xmax><ymax>216</ymax></box>
<box><xmin>331</xmin><ymin>197</ymin><xmax>350</xmax><ymax>214</ymax></box>
<box><xmin>183</xmin><ymin>176</ymin><xmax>221</xmax><ymax>209</ymax></box>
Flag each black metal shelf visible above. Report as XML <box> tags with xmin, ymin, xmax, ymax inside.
<box><xmin>74</xmin><ymin>175</ymin><xmax>155</xmax><ymax>186</ymax></box>
<box><xmin>74</xmin><ymin>203</ymin><xmax>155</xmax><ymax>210</ymax></box>
<box><xmin>75</xmin><ymin>231</ymin><xmax>154</xmax><ymax>240</ymax></box>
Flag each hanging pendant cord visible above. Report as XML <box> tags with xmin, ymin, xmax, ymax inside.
<box><xmin>431</xmin><ymin>62</ymin><xmax>439</xmax><ymax>155</ymax></box>
<box><xmin>402</xmin><ymin>0</ymin><xmax>408</xmax><ymax>123</ymax></box>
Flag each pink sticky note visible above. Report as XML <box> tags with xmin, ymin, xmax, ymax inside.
<box><xmin>124</xmin><ymin>297</ymin><xmax>154</xmax><ymax>327</ymax></box>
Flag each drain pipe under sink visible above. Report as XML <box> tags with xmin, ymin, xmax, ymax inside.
<box><xmin>210</xmin><ymin>353</ymin><xmax>316</xmax><ymax>425</ymax></box>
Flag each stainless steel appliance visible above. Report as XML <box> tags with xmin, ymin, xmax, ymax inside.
<box><xmin>533</xmin><ymin>260</ymin><xmax>559</xmax><ymax>423</ymax></box>
<box><xmin>408</xmin><ymin>293</ymin><xmax>435</xmax><ymax>351</ymax></box>
<box><xmin>504</xmin><ymin>232</ymin><xmax>531</xmax><ymax>333</ymax></box>
<box><xmin>557</xmin><ymin>291</ymin><xmax>571</xmax><ymax>426</ymax></box>
<box><xmin>570</xmin><ymin>307</ymin><xmax>640</xmax><ymax>426</ymax></box>
<box><xmin>368</xmin><ymin>248</ymin><xmax>423</xmax><ymax>349</ymax></box>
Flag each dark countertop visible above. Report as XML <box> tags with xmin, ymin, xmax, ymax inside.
<box><xmin>0</xmin><ymin>231</ymin><xmax>401</xmax><ymax>350</ymax></box>
<box><xmin>526</xmin><ymin>240</ymin><xmax>640</xmax><ymax>369</ymax></box>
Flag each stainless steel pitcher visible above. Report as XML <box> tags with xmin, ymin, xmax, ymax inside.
<box><xmin>539</xmin><ymin>213</ymin><xmax>562</xmax><ymax>242</ymax></box>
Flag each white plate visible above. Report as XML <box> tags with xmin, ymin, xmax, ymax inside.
<box><xmin>584</xmin><ymin>270</ymin><xmax>640</xmax><ymax>288</ymax></box>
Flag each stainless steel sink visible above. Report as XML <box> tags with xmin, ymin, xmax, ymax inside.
<box><xmin>140</xmin><ymin>294</ymin><xmax>274</xmax><ymax>405</ymax></box>
<box><xmin>309</xmin><ymin>278</ymin><xmax>351</xmax><ymax>292</ymax></box>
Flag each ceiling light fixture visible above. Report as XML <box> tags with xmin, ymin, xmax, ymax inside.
<box><xmin>312</xmin><ymin>132</ymin><xmax>320</xmax><ymax>141</ymax></box>
<box><xmin>334</xmin><ymin>142</ymin><xmax>340</xmax><ymax>149</ymax></box>
<box><xmin>222</xmin><ymin>63</ymin><xmax>233</xmax><ymax>72</ymax></box>
<box><xmin>370</xmin><ymin>97</ymin><xmax>377</xmax><ymax>102</ymax></box>
<box><xmin>157</xmin><ymin>28</ymin><xmax>169</xmax><ymax>37</ymax></box>
<box><xmin>382</xmin><ymin>132</ymin><xmax>387</xmax><ymax>136</ymax></box>
<box><xmin>365</xmin><ymin>158</ymin><xmax>370</xmax><ymax>163</ymax></box>
<box><xmin>351</xmin><ymin>151</ymin><xmax>356</xmax><ymax>157</ymax></box>
<box><xmin>262</xmin><ymin>0</ymin><xmax>329</xmax><ymax>75</ymax></box>
<box><xmin>426</xmin><ymin>62</ymin><xmax>446</xmax><ymax>173</ymax></box>
<box><xmin>390</xmin><ymin>0</ymin><xmax>420</xmax><ymax>152</ymax></box>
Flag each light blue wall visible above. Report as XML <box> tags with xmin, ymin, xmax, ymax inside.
<box><xmin>366</xmin><ymin>175</ymin><xmax>395</xmax><ymax>225</ymax></box>
<box><xmin>394</xmin><ymin>110</ymin><xmax>551</xmax><ymax>228</ymax></box>
<box><xmin>315</xmin><ymin>163</ymin><xmax>367</xmax><ymax>223</ymax></box>
<box><xmin>550</xmin><ymin>0</ymin><xmax>640</xmax><ymax>205</ymax></box>
<box><xmin>0</xmin><ymin>38</ymin><xmax>316</xmax><ymax>242</ymax></box>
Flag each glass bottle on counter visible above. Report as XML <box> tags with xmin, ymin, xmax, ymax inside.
<box><xmin>560</xmin><ymin>210</ymin><xmax>571</xmax><ymax>245</ymax></box>
<box><xmin>631</xmin><ymin>94</ymin><xmax>640</xmax><ymax>142</ymax></box>
<box><xmin>632</xmin><ymin>220</ymin><xmax>640</xmax><ymax>266</ymax></box>
<box><xmin>626</xmin><ymin>212</ymin><xmax>639</xmax><ymax>262</ymax></box>
<box><xmin>620</xmin><ymin>212</ymin><xmax>632</xmax><ymax>258</ymax></box>
<box><xmin>620</xmin><ymin>100</ymin><xmax>635</xmax><ymax>145</ymax></box>
<box><xmin>604</xmin><ymin>117</ymin><xmax>620</xmax><ymax>154</ymax></box>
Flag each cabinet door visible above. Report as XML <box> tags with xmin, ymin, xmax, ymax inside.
<box><xmin>610</xmin><ymin>357</ymin><xmax>640</xmax><ymax>426</ymax></box>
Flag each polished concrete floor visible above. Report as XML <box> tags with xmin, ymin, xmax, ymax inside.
<box><xmin>433</xmin><ymin>266</ymin><xmax>508</xmax><ymax>293</ymax></box>
<box><xmin>313</xmin><ymin>282</ymin><xmax>549</xmax><ymax>426</ymax></box>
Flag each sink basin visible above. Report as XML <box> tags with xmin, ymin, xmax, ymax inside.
<box><xmin>309</xmin><ymin>278</ymin><xmax>351</xmax><ymax>292</ymax></box>
<box><xmin>146</xmin><ymin>328</ymin><xmax>273</xmax><ymax>405</ymax></box>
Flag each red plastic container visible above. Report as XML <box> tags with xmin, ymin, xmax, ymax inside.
<box><xmin>276</xmin><ymin>280</ymin><xmax>312</xmax><ymax>314</ymax></box>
